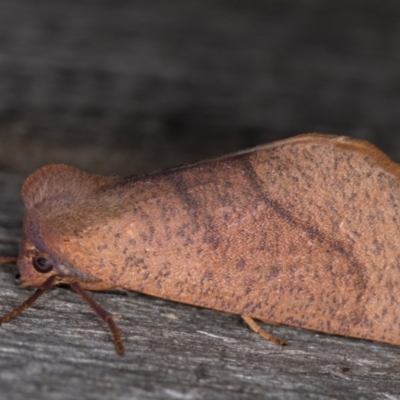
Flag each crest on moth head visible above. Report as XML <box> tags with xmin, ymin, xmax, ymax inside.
<box><xmin>21</xmin><ymin>164</ymin><xmax>118</xmax><ymax>210</ymax></box>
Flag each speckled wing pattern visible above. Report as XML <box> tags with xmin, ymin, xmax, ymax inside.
<box><xmin>18</xmin><ymin>134</ymin><xmax>400</xmax><ymax>345</ymax></box>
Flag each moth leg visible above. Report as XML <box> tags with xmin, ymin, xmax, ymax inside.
<box><xmin>242</xmin><ymin>315</ymin><xmax>286</xmax><ymax>346</ymax></box>
<box><xmin>0</xmin><ymin>275</ymin><xmax>58</xmax><ymax>323</ymax></box>
<box><xmin>0</xmin><ymin>256</ymin><xmax>18</xmax><ymax>264</ymax></box>
<box><xmin>70</xmin><ymin>281</ymin><xmax>125</xmax><ymax>356</ymax></box>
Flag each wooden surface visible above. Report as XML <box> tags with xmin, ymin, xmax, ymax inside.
<box><xmin>1</xmin><ymin>0</ymin><xmax>400</xmax><ymax>398</ymax></box>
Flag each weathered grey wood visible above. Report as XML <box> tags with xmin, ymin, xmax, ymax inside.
<box><xmin>1</xmin><ymin>0</ymin><xmax>400</xmax><ymax>398</ymax></box>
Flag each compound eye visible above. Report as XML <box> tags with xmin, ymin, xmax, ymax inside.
<box><xmin>32</xmin><ymin>256</ymin><xmax>53</xmax><ymax>273</ymax></box>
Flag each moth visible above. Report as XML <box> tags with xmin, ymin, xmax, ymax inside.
<box><xmin>1</xmin><ymin>133</ymin><xmax>400</xmax><ymax>355</ymax></box>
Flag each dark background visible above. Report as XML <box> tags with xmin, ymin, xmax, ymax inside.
<box><xmin>0</xmin><ymin>0</ymin><xmax>400</xmax><ymax>176</ymax></box>
<box><xmin>0</xmin><ymin>1</ymin><xmax>400</xmax><ymax>399</ymax></box>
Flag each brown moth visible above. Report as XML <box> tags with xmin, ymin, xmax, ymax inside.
<box><xmin>1</xmin><ymin>133</ymin><xmax>400</xmax><ymax>355</ymax></box>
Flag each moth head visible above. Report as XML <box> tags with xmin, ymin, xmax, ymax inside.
<box><xmin>17</xmin><ymin>164</ymin><xmax>118</xmax><ymax>288</ymax></box>
<box><xmin>17</xmin><ymin>200</ymin><xmax>59</xmax><ymax>287</ymax></box>
<box><xmin>17</xmin><ymin>237</ymin><xmax>55</xmax><ymax>287</ymax></box>
<box><xmin>18</xmin><ymin>227</ymin><xmax>102</xmax><ymax>288</ymax></box>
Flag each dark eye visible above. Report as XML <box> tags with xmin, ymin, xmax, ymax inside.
<box><xmin>32</xmin><ymin>256</ymin><xmax>53</xmax><ymax>273</ymax></box>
